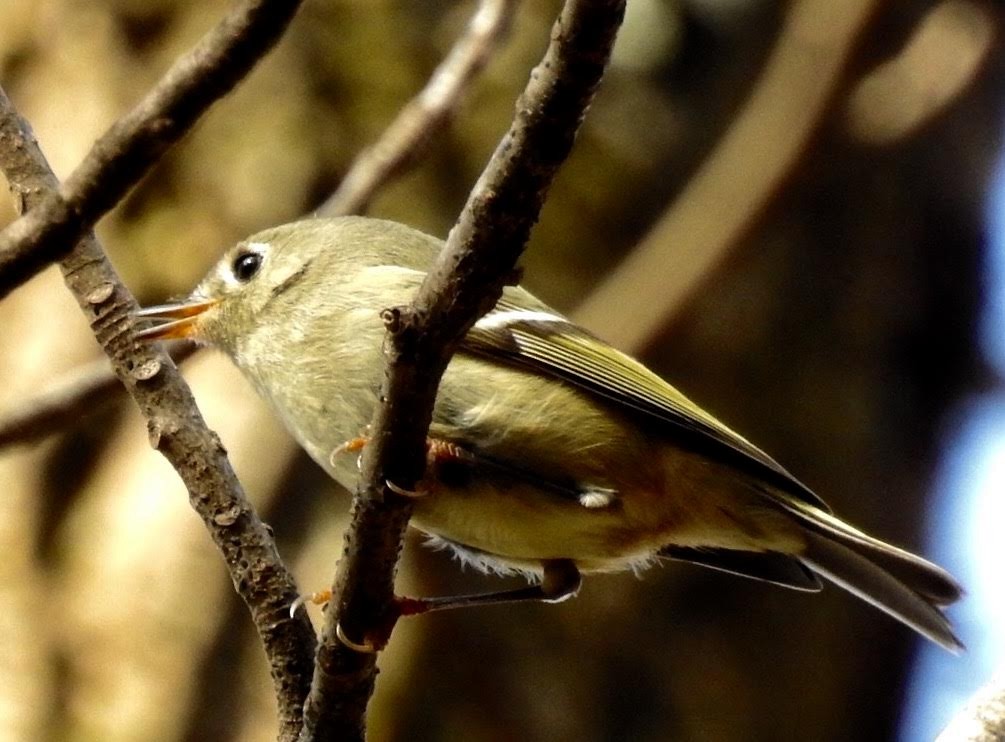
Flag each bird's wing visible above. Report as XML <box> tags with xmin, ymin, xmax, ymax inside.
<box><xmin>461</xmin><ymin>291</ymin><xmax>830</xmax><ymax>512</ymax></box>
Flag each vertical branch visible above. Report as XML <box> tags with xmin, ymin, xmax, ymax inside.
<box><xmin>298</xmin><ymin>1</ymin><xmax>627</xmax><ymax>740</ymax></box>
<box><xmin>0</xmin><ymin>4</ymin><xmax>314</xmax><ymax>727</ymax></box>
<box><xmin>0</xmin><ymin>86</ymin><xmax>315</xmax><ymax>742</ymax></box>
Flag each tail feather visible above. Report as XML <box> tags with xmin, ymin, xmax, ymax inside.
<box><xmin>784</xmin><ymin>501</ymin><xmax>963</xmax><ymax>607</ymax></box>
<box><xmin>799</xmin><ymin>528</ymin><xmax>963</xmax><ymax>653</ymax></box>
<box><xmin>768</xmin><ymin>490</ymin><xmax>963</xmax><ymax>602</ymax></box>
<box><xmin>817</xmin><ymin>530</ymin><xmax>962</xmax><ymax>608</ymax></box>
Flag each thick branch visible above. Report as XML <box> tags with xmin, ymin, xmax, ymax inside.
<box><xmin>298</xmin><ymin>1</ymin><xmax>627</xmax><ymax>739</ymax></box>
<box><xmin>0</xmin><ymin>0</ymin><xmax>305</xmax><ymax>300</ymax></box>
<box><xmin>318</xmin><ymin>0</ymin><xmax>518</xmax><ymax>217</ymax></box>
<box><xmin>0</xmin><ymin>88</ymin><xmax>316</xmax><ymax>742</ymax></box>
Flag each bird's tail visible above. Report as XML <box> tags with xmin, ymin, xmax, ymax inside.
<box><xmin>784</xmin><ymin>498</ymin><xmax>963</xmax><ymax>652</ymax></box>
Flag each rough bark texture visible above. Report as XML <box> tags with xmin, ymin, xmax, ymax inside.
<box><xmin>0</xmin><ymin>75</ymin><xmax>315</xmax><ymax>742</ymax></box>
<box><xmin>0</xmin><ymin>1</ymin><xmax>997</xmax><ymax>740</ymax></box>
<box><xmin>0</xmin><ymin>0</ymin><xmax>305</xmax><ymax>299</ymax></box>
<box><xmin>299</xmin><ymin>2</ymin><xmax>627</xmax><ymax>739</ymax></box>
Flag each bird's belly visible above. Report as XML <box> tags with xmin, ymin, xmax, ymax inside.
<box><xmin>409</xmin><ymin>481</ymin><xmax>660</xmax><ymax>574</ymax></box>
<box><xmin>408</xmin><ymin>447</ymin><xmax>806</xmax><ymax>575</ymax></box>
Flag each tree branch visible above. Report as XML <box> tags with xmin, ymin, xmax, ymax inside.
<box><xmin>0</xmin><ymin>87</ymin><xmax>316</xmax><ymax>742</ymax></box>
<box><xmin>844</xmin><ymin>0</ymin><xmax>995</xmax><ymax>145</ymax></box>
<box><xmin>298</xmin><ymin>1</ymin><xmax>627</xmax><ymax>739</ymax></box>
<box><xmin>0</xmin><ymin>0</ymin><xmax>515</xmax><ymax>451</ymax></box>
<box><xmin>0</xmin><ymin>344</ymin><xmax>195</xmax><ymax>451</ymax></box>
<box><xmin>571</xmin><ymin>0</ymin><xmax>881</xmax><ymax>354</ymax></box>
<box><xmin>318</xmin><ymin>0</ymin><xmax>518</xmax><ymax>217</ymax></box>
<box><xmin>939</xmin><ymin>673</ymin><xmax>1005</xmax><ymax>742</ymax></box>
<box><xmin>0</xmin><ymin>0</ymin><xmax>306</xmax><ymax>300</ymax></box>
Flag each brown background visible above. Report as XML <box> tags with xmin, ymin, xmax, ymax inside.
<box><xmin>0</xmin><ymin>1</ymin><xmax>1000</xmax><ymax>740</ymax></box>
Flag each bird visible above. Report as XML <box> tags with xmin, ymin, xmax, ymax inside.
<box><xmin>135</xmin><ymin>216</ymin><xmax>963</xmax><ymax>652</ymax></box>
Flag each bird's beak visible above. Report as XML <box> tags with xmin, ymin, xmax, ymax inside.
<box><xmin>133</xmin><ymin>298</ymin><xmax>218</xmax><ymax>341</ymax></box>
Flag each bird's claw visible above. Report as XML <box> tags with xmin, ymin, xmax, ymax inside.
<box><xmin>385</xmin><ymin>479</ymin><xmax>427</xmax><ymax>498</ymax></box>
<box><xmin>335</xmin><ymin>622</ymin><xmax>380</xmax><ymax>654</ymax></box>
<box><xmin>288</xmin><ymin>589</ymin><xmax>333</xmax><ymax>618</ymax></box>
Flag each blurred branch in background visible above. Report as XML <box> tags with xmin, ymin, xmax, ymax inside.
<box><xmin>0</xmin><ymin>344</ymin><xmax>195</xmax><ymax>451</ymax></box>
<box><xmin>0</xmin><ymin>0</ymin><xmax>305</xmax><ymax>298</ymax></box>
<box><xmin>0</xmin><ymin>0</ymin><xmax>321</xmax><ymax>732</ymax></box>
<box><xmin>844</xmin><ymin>0</ymin><xmax>995</xmax><ymax>145</ymax></box>
<box><xmin>571</xmin><ymin>0</ymin><xmax>880</xmax><ymax>353</ymax></box>
<box><xmin>939</xmin><ymin>672</ymin><xmax>1005</xmax><ymax>741</ymax></box>
<box><xmin>574</xmin><ymin>0</ymin><xmax>995</xmax><ymax>356</ymax></box>
<box><xmin>301</xmin><ymin>1</ymin><xmax>626</xmax><ymax>738</ymax></box>
<box><xmin>318</xmin><ymin>0</ymin><xmax>518</xmax><ymax>217</ymax></box>
<box><xmin>0</xmin><ymin>85</ymin><xmax>316</xmax><ymax>741</ymax></box>
<box><xmin>0</xmin><ymin>357</ymin><xmax>124</xmax><ymax>450</ymax></box>
<box><xmin>0</xmin><ymin>0</ymin><xmax>519</xmax><ymax>456</ymax></box>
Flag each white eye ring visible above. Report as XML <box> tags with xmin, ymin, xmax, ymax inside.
<box><xmin>232</xmin><ymin>251</ymin><xmax>262</xmax><ymax>282</ymax></box>
<box><xmin>228</xmin><ymin>241</ymin><xmax>270</xmax><ymax>283</ymax></box>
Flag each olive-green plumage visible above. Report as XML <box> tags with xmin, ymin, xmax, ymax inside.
<box><xmin>138</xmin><ymin>216</ymin><xmax>963</xmax><ymax>651</ymax></box>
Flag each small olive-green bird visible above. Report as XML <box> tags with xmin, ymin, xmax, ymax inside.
<box><xmin>137</xmin><ymin>217</ymin><xmax>963</xmax><ymax>651</ymax></box>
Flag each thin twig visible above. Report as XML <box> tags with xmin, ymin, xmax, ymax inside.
<box><xmin>0</xmin><ymin>87</ymin><xmax>316</xmax><ymax>742</ymax></box>
<box><xmin>297</xmin><ymin>1</ymin><xmax>627</xmax><ymax>739</ymax></box>
<box><xmin>318</xmin><ymin>0</ymin><xmax>519</xmax><ymax>217</ymax></box>
<box><xmin>0</xmin><ymin>0</ymin><xmax>306</xmax><ymax>300</ymax></box>
<box><xmin>0</xmin><ymin>344</ymin><xmax>195</xmax><ymax>451</ymax></box>
<box><xmin>571</xmin><ymin>0</ymin><xmax>881</xmax><ymax>354</ymax></box>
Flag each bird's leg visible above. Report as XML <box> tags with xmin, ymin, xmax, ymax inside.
<box><xmin>396</xmin><ymin>558</ymin><xmax>582</xmax><ymax>616</ymax></box>
<box><xmin>320</xmin><ymin>560</ymin><xmax>583</xmax><ymax>653</ymax></box>
<box><xmin>300</xmin><ymin>559</ymin><xmax>581</xmax><ymax>613</ymax></box>
<box><xmin>328</xmin><ymin>432</ymin><xmax>369</xmax><ymax>471</ymax></box>
<box><xmin>330</xmin><ymin>433</ymin><xmax>479</xmax><ymax>497</ymax></box>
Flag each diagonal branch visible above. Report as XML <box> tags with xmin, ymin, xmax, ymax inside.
<box><xmin>0</xmin><ymin>0</ymin><xmax>517</xmax><ymax>451</ymax></box>
<box><xmin>298</xmin><ymin>1</ymin><xmax>627</xmax><ymax>739</ymax></box>
<box><xmin>318</xmin><ymin>0</ymin><xmax>519</xmax><ymax>217</ymax></box>
<box><xmin>0</xmin><ymin>87</ymin><xmax>316</xmax><ymax>742</ymax></box>
<box><xmin>571</xmin><ymin>0</ymin><xmax>881</xmax><ymax>354</ymax></box>
<box><xmin>0</xmin><ymin>0</ymin><xmax>306</xmax><ymax>300</ymax></box>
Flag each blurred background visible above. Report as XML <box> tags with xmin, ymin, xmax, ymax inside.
<box><xmin>0</xmin><ymin>0</ymin><xmax>1002</xmax><ymax>740</ymax></box>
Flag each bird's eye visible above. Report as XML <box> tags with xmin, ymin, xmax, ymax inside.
<box><xmin>232</xmin><ymin>251</ymin><xmax>262</xmax><ymax>282</ymax></box>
